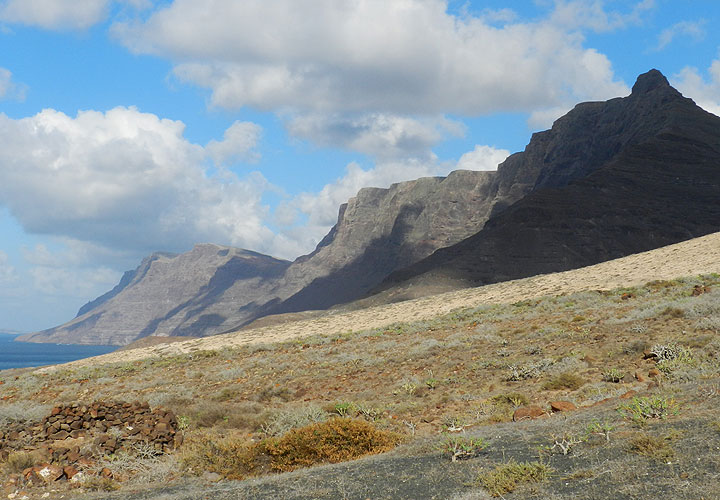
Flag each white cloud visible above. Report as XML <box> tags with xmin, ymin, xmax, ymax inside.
<box><xmin>287</xmin><ymin>113</ymin><xmax>464</xmax><ymax>160</ymax></box>
<box><xmin>673</xmin><ymin>60</ymin><xmax>720</xmax><ymax>116</ymax></box>
<box><xmin>0</xmin><ymin>67</ymin><xmax>26</xmax><ymax>101</ymax></box>
<box><xmin>0</xmin><ymin>107</ymin><xmax>282</xmax><ymax>257</ymax></box>
<box><xmin>0</xmin><ymin>0</ymin><xmax>110</xmax><ymax>30</ymax></box>
<box><xmin>656</xmin><ymin>20</ymin><xmax>705</xmax><ymax>50</ymax></box>
<box><xmin>206</xmin><ymin>120</ymin><xmax>262</xmax><ymax>165</ymax></box>
<box><xmin>112</xmin><ymin>0</ymin><xmax>629</xmax><ymax>118</ymax></box>
<box><xmin>457</xmin><ymin>145</ymin><xmax>511</xmax><ymax>171</ymax></box>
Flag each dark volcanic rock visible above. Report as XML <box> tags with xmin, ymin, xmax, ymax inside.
<box><xmin>374</xmin><ymin>70</ymin><xmax>720</xmax><ymax>296</ymax></box>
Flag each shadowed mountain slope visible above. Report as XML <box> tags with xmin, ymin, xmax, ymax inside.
<box><xmin>372</xmin><ymin>70</ymin><xmax>720</xmax><ymax>300</ymax></box>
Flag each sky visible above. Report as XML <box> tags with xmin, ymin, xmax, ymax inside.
<box><xmin>0</xmin><ymin>0</ymin><xmax>719</xmax><ymax>333</ymax></box>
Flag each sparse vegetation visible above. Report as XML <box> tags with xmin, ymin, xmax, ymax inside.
<box><xmin>618</xmin><ymin>396</ymin><xmax>679</xmax><ymax>424</ymax></box>
<box><xmin>478</xmin><ymin>460</ymin><xmax>553</xmax><ymax>497</ymax></box>
<box><xmin>628</xmin><ymin>432</ymin><xmax>676</xmax><ymax>461</ymax></box>
<box><xmin>543</xmin><ymin>372</ymin><xmax>586</xmax><ymax>391</ymax></box>
<box><xmin>2</xmin><ymin>273</ymin><xmax>720</xmax><ymax>497</ymax></box>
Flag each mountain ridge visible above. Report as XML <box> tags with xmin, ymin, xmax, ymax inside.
<box><xmin>19</xmin><ymin>69</ymin><xmax>720</xmax><ymax>345</ymax></box>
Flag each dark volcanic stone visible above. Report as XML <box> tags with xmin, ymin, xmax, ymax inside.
<box><xmin>375</xmin><ymin>69</ymin><xmax>720</xmax><ymax>295</ymax></box>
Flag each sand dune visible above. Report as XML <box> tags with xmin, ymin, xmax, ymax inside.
<box><xmin>40</xmin><ymin>231</ymin><xmax>720</xmax><ymax>371</ymax></box>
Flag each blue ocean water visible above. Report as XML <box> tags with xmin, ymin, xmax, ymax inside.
<box><xmin>0</xmin><ymin>334</ymin><xmax>117</xmax><ymax>371</ymax></box>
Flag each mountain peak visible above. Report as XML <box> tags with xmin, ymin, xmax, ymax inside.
<box><xmin>631</xmin><ymin>69</ymin><xmax>671</xmax><ymax>95</ymax></box>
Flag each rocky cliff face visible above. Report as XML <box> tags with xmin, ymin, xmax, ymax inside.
<box><xmin>18</xmin><ymin>245</ymin><xmax>291</xmax><ymax>345</ymax></box>
<box><xmin>20</xmin><ymin>169</ymin><xmax>503</xmax><ymax>344</ymax></box>
<box><xmin>375</xmin><ymin>70</ymin><xmax>720</xmax><ymax>298</ymax></box>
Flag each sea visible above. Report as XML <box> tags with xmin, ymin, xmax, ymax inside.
<box><xmin>0</xmin><ymin>334</ymin><xmax>117</xmax><ymax>371</ymax></box>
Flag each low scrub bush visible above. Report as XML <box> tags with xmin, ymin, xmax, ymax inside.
<box><xmin>4</xmin><ymin>450</ymin><xmax>36</xmax><ymax>473</ymax></box>
<box><xmin>182</xmin><ymin>418</ymin><xmax>401</xmax><ymax>479</ymax></box>
<box><xmin>261</xmin><ymin>406</ymin><xmax>328</xmax><ymax>436</ymax></box>
<box><xmin>265</xmin><ymin>418</ymin><xmax>401</xmax><ymax>472</ymax></box>
<box><xmin>602</xmin><ymin>368</ymin><xmax>625</xmax><ymax>383</ymax></box>
<box><xmin>478</xmin><ymin>460</ymin><xmax>553</xmax><ymax>497</ymax></box>
<box><xmin>628</xmin><ymin>432</ymin><xmax>676</xmax><ymax>461</ymax></box>
<box><xmin>543</xmin><ymin>372</ymin><xmax>586</xmax><ymax>391</ymax></box>
<box><xmin>440</xmin><ymin>435</ymin><xmax>487</xmax><ymax>462</ymax></box>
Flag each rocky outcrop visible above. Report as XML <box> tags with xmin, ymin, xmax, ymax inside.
<box><xmin>373</xmin><ymin>70</ymin><xmax>720</xmax><ymax>297</ymax></box>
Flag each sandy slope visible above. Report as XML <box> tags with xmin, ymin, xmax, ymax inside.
<box><xmin>39</xmin><ymin>231</ymin><xmax>720</xmax><ymax>371</ymax></box>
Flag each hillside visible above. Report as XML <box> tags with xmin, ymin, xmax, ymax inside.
<box><xmin>1</xmin><ymin>232</ymin><xmax>719</xmax><ymax>499</ymax></box>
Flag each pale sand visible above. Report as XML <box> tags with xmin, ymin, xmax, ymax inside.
<box><xmin>38</xmin><ymin>232</ymin><xmax>720</xmax><ymax>372</ymax></box>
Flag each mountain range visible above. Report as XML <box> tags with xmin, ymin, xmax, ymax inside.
<box><xmin>18</xmin><ymin>69</ymin><xmax>720</xmax><ymax>345</ymax></box>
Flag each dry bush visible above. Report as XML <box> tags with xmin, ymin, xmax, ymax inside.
<box><xmin>478</xmin><ymin>460</ymin><xmax>553</xmax><ymax>497</ymax></box>
<box><xmin>265</xmin><ymin>418</ymin><xmax>401</xmax><ymax>472</ymax></box>
<box><xmin>4</xmin><ymin>450</ymin><xmax>36</xmax><ymax>473</ymax></box>
<box><xmin>181</xmin><ymin>430</ymin><xmax>264</xmax><ymax>480</ymax></box>
<box><xmin>628</xmin><ymin>432</ymin><xmax>675</xmax><ymax>461</ymax></box>
<box><xmin>543</xmin><ymin>372</ymin><xmax>586</xmax><ymax>391</ymax></box>
<box><xmin>182</xmin><ymin>418</ymin><xmax>401</xmax><ymax>479</ymax></box>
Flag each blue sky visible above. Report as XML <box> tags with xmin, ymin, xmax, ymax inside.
<box><xmin>0</xmin><ymin>0</ymin><xmax>719</xmax><ymax>333</ymax></box>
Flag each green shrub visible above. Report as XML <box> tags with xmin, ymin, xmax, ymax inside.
<box><xmin>602</xmin><ymin>368</ymin><xmax>625</xmax><ymax>383</ymax></box>
<box><xmin>478</xmin><ymin>460</ymin><xmax>553</xmax><ymax>497</ymax></box>
<box><xmin>618</xmin><ymin>396</ymin><xmax>679</xmax><ymax>424</ymax></box>
<box><xmin>441</xmin><ymin>435</ymin><xmax>487</xmax><ymax>461</ymax></box>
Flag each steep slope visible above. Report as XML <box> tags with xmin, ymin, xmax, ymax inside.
<box><xmin>374</xmin><ymin>70</ymin><xmax>720</xmax><ymax>299</ymax></box>
<box><xmin>254</xmin><ymin>169</ymin><xmax>501</xmax><ymax>316</ymax></box>
<box><xmin>21</xmin><ymin>170</ymin><xmax>503</xmax><ymax>344</ymax></box>
<box><xmin>18</xmin><ymin>245</ymin><xmax>291</xmax><ymax>345</ymax></box>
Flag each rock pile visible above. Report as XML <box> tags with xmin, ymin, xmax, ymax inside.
<box><xmin>41</xmin><ymin>401</ymin><xmax>183</xmax><ymax>459</ymax></box>
<box><xmin>1</xmin><ymin>400</ymin><xmax>183</xmax><ymax>487</ymax></box>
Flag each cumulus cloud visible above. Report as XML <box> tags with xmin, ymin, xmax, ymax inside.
<box><xmin>206</xmin><ymin>120</ymin><xmax>262</xmax><ymax>165</ymax></box>
<box><xmin>287</xmin><ymin>113</ymin><xmax>464</xmax><ymax>160</ymax></box>
<box><xmin>112</xmin><ymin>0</ymin><xmax>629</xmax><ymax>118</ymax></box>
<box><xmin>0</xmin><ymin>67</ymin><xmax>26</xmax><ymax>101</ymax></box>
<box><xmin>0</xmin><ymin>0</ymin><xmax>110</xmax><ymax>30</ymax></box>
<box><xmin>656</xmin><ymin>20</ymin><xmax>705</xmax><ymax>50</ymax></box>
<box><xmin>457</xmin><ymin>145</ymin><xmax>511</xmax><ymax>171</ymax></box>
<box><xmin>0</xmin><ymin>107</ymin><xmax>282</xmax><ymax>257</ymax></box>
<box><xmin>673</xmin><ymin>60</ymin><xmax>720</xmax><ymax>116</ymax></box>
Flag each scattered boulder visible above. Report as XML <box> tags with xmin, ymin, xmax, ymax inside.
<box><xmin>550</xmin><ymin>401</ymin><xmax>577</xmax><ymax>413</ymax></box>
<box><xmin>512</xmin><ymin>405</ymin><xmax>545</xmax><ymax>421</ymax></box>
